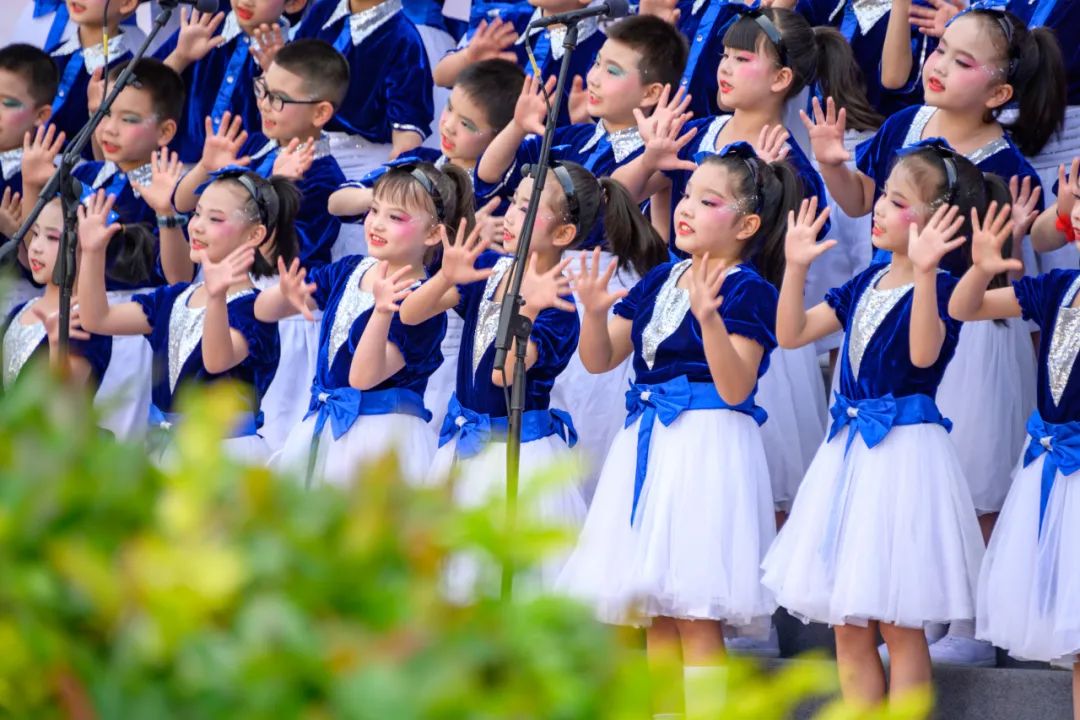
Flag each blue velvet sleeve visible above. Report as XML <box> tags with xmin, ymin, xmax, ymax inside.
<box><xmin>1012</xmin><ymin>269</ymin><xmax>1079</xmax><ymax>330</ymax></box>
<box><xmin>719</xmin><ymin>272</ymin><xmax>779</xmax><ymax>353</ymax></box>
<box><xmin>307</xmin><ymin>255</ymin><xmax>362</xmax><ymax>311</ymax></box>
<box><xmin>295</xmin><ymin>157</ymin><xmax>347</xmax><ymax>269</ymax></box>
<box><xmin>529</xmin><ymin>305</ymin><xmax>580</xmax><ymax>375</ymax></box>
<box><xmin>855</xmin><ymin>106</ymin><xmax>921</xmax><ymax>185</ymax></box>
<box><xmin>613</xmin><ymin>262</ymin><xmax>670</xmax><ymax>321</ymax></box>
<box><xmin>227</xmin><ymin>292</ymin><xmax>279</xmax><ymax>368</ymax></box>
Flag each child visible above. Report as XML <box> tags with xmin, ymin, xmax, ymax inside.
<box><xmin>76</xmin><ymin>172</ymin><xmax>297</xmax><ymax>463</ymax></box>
<box><xmin>15</xmin><ymin>0</ymin><xmax>78</xmax><ymax>53</ymax></box>
<box><xmin>257</xmin><ymin>162</ymin><xmax>469</xmax><ymax>486</ymax></box>
<box><xmin>292</xmin><ymin>0</ymin><xmax>435</xmax><ymax>178</ymax></box>
<box><xmin>761</xmin><ymin>144</ymin><xmax>993</xmax><ymax>709</ymax></box>
<box><xmin>2</xmin><ymin>195</ymin><xmax>111</xmax><ymax>391</ymax></box>
<box><xmin>49</xmin><ymin>0</ymin><xmax>145</xmax><ymax>159</ymax></box>
<box><xmin>949</xmin><ymin>193</ymin><xmax>1080</xmax><ymax>720</ymax></box>
<box><xmin>160</xmin><ymin>0</ymin><xmax>303</xmax><ymax>164</ymax></box>
<box><xmin>556</xmin><ymin>145</ymin><xmax>797</xmax><ymax>716</ymax></box>
<box><xmin>433</xmin><ymin>0</ymin><xmax>605</xmax><ymax>128</ymax></box>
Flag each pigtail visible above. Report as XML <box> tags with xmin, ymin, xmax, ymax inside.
<box><xmin>252</xmin><ymin>175</ymin><xmax>301</xmax><ymax>279</ymax></box>
<box><xmin>754</xmin><ymin>160</ymin><xmax>804</xmax><ymax>288</ymax></box>
<box><xmin>439</xmin><ymin>164</ymin><xmax>477</xmax><ymax>236</ymax></box>
<box><xmin>104</xmin><ymin>222</ymin><xmax>157</xmax><ymax>286</ymax></box>
<box><xmin>598</xmin><ymin>178</ymin><xmax>668</xmax><ymax>277</ymax></box>
<box><xmin>1006</xmin><ymin>26</ymin><xmax>1067</xmax><ymax>156</ymax></box>
<box><xmin>812</xmin><ymin>26</ymin><xmax>883</xmax><ymax>132</ymax></box>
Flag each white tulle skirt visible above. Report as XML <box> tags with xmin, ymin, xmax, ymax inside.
<box><xmin>556</xmin><ymin>408</ymin><xmax>777</xmax><ymax>635</ymax></box>
<box><xmin>757</xmin><ymin>346</ymin><xmax>828</xmax><ymax>512</ymax></box>
<box><xmin>937</xmin><ymin>319</ymin><xmax>1037</xmax><ymax>514</ymax></box>
<box><xmin>423</xmin><ymin>312</ymin><xmax>463</xmax><ymax>434</ymax></box>
<box><xmin>259</xmin><ymin>315</ymin><xmax>320</xmax><ymax>453</ymax></box>
<box><xmin>977</xmin><ymin>451</ymin><xmax>1080</xmax><ymax>663</ymax></box>
<box><xmin>429</xmin><ymin>433</ymin><xmax>587</xmax><ymax>601</ymax></box>
<box><xmin>96</xmin><ymin>289</ymin><xmax>154</xmax><ymax>441</ymax></box>
<box><xmin>273</xmin><ymin>411</ymin><xmax>437</xmax><ymax>488</ymax></box>
<box><xmin>762</xmin><ymin>424</ymin><xmax>985</xmax><ymax>629</ymax></box>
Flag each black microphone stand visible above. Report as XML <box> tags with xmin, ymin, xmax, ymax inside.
<box><xmin>492</xmin><ymin>20</ymin><xmax>580</xmax><ymax>600</ymax></box>
<box><xmin>2</xmin><ymin>3</ymin><xmax>177</xmax><ymax>365</ymax></box>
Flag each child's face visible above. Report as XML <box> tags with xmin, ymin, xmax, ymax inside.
<box><xmin>257</xmin><ymin>63</ymin><xmax>331</xmax><ymax>142</ymax></box>
<box><xmin>233</xmin><ymin>0</ymin><xmax>289</xmax><ymax>34</ymax></box>
<box><xmin>364</xmin><ymin>191</ymin><xmax>440</xmax><ymax>266</ymax></box>
<box><xmin>26</xmin><ymin>200</ymin><xmax>63</xmax><ymax>285</ymax></box>
<box><xmin>188</xmin><ymin>183</ymin><xmax>263</xmax><ymax>264</ymax></box>
<box><xmin>66</xmin><ymin>0</ymin><xmax>138</xmax><ymax>28</ymax></box>
<box><xmin>0</xmin><ymin>69</ymin><xmax>49</xmax><ymax>152</ymax></box>
<box><xmin>716</xmin><ymin>42</ymin><xmax>788</xmax><ymax>110</ymax></box>
<box><xmin>871</xmin><ymin>164</ymin><xmax>931</xmax><ymax>253</ymax></box>
<box><xmin>438</xmin><ymin>86</ymin><xmax>495</xmax><ymax>164</ymax></box>
<box><xmin>673</xmin><ymin>163</ymin><xmax>752</xmax><ymax>257</ymax></box>
<box><xmin>922</xmin><ymin>14</ymin><xmax>1012</xmax><ymax>115</ymax></box>
<box><xmin>1071</xmin><ymin>190</ymin><xmax>1080</xmax><ymax>247</ymax></box>
<box><xmin>585</xmin><ymin>40</ymin><xmax>658</xmax><ymax>125</ymax></box>
<box><xmin>94</xmin><ymin>85</ymin><xmax>174</xmax><ymax>169</ymax></box>
<box><xmin>502</xmin><ymin>175</ymin><xmax>575</xmax><ymax>256</ymax></box>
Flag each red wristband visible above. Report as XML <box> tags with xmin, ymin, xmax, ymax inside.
<box><xmin>1056</xmin><ymin>213</ymin><xmax>1076</xmax><ymax>242</ymax></box>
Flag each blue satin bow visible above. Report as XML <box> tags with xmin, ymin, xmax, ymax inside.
<box><xmin>148</xmin><ymin>404</ymin><xmax>261</xmax><ymax>437</ymax></box>
<box><xmin>828</xmin><ymin>392</ymin><xmax>951</xmax><ymax>454</ymax></box>
<box><xmin>1023</xmin><ymin>411</ymin><xmax>1080</xmax><ymax>537</ymax></box>
<box><xmin>438</xmin><ymin>393</ymin><xmax>578</xmax><ymax>460</ymax></box>
<box><xmin>306</xmin><ymin>385</ymin><xmax>431</xmax><ymax>441</ymax></box>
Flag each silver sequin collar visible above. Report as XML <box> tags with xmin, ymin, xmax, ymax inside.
<box><xmin>580</xmin><ymin>121</ymin><xmax>643</xmax><ymax>163</ymax></box>
<box><xmin>1047</xmin><ymin>275</ymin><xmax>1080</xmax><ymax>407</ymax></box>
<box><xmin>517</xmin><ymin>6</ymin><xmax>601</xmax><ymax>60</ymax></box>
<box><xmin>90</xmin><ymin>161</ymin><xmax>153</xmax><ymax>195</ymax></box>
<box><xmin>2</xmin><ymin>301</ymin><xmax>45</xmax><ymax>389</ymax></box>
<box><xmin>323</xmin><ymin>0</ymin><xmax>403</xmax><ymax>46</ymax></box>
<box><xmin>902</xmin><ymin>106</ymin><xmax>1010</xmax><ymax>165</ymax></box>
<box><xmin>851</xmin><ymin>0</ymin><xmax>891</xmax><ymax>34</ymax></box>
<box><xmin>473</xmin><ymin>256</ymin><xmax>515</xmax><ymax>374</ymax></box>
<box><xmin>252</xmin><ymin>133</ymin><xmax>333</xmax><ymax>163</ymax></box>
<box><xmin>53</xmin><ymin>30</ymin><xmax>131</xmax><ymax>73</ymax></box>
<box><xmin>167</xmin><ymin>283</ymin><xmax>255</xmax><ymax>393</ymax></box>
<box><xmin>0</xmin><ymin>147</ymin><xmax>23</xmax><ymax>181</ymax></box>
<box><xmin>328</xmin><ymin>256</ymin><xmax>378</xmax><ymax>366</ymax></box>
<box><xmin>847</xmin><ymin>268</ymin><xmax>913</xmax><ymax>380</ymax></box>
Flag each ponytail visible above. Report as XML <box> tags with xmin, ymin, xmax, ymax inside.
<box><xmin>254</xmin><ymin>175</ymin><xmax>301</xmax><ymax>279</ymax></box>
<box><xmin>104</xmin><ymin>222</ymin><xmax>156</xmax><ymax>286</ymax></box>
<box><xmin>812</xmin><ymin>26</ymin><xmax>883</xmax><ymax>132</ymax></box>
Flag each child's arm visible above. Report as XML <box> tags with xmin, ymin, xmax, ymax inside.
<box><xmin>950</xmin><ymin>203</ymin><xmax>1025</xmax><ymax>321</ymax></box>
<box><xmin>612</xmin><ymin>87</ymin><xmax>698</xmax><ymax>203</ymax></box>
<box><xmin>881</xmin><ymin>0</ymin><xmax>915</xmax><ymax>90</ymax></box>
<box><xmin>1008</xmin><ymin>174</ymin><xmax>1041</xmax><ymax>281</ymax></box>
<box><xmin>254</xmin><ymin>257</ymin><xmax>318</xmax><ymax>322</ymax></box>
<box><xmin>433</xmin><ymin>18</ymin><xmax>519</xmax><ymax>88</ymax></box>
<box><xmin>390</xmin><ymin>130</ymin><xmax>423</xmax><ymax>161</ymax></box>
<box><xmin>198</xmin><ymin>243</ymin><xmax>257</xmax><ymax>373</ymax></box>
<box><xmin>398</xmin><ymin>222</ymin><xmax>493</xmax><ymax>325</ymax></box>
<box><xmin>799</xmin><ymin>97</ymin><xmax>876</xmax><ymax>218</ymax></box>
<box><xmin>476</xmin><ymin>75</ymin><xmax>554</xmax><ymax>185</ymax></box>
<box><xmin>164</xmin><ymin>8</ymin><xmax>227</xmax><ymax>74</ymax></box>
<box><xmin>19</xmin><ymin>124</ymin><xmax>66</xmax><ymax>213</ymax></box>
<box><xmin>327</xmin><ymin>185</ymin><xmax>374</xmax><ymax>217</ymax></box>
<box><xmin>570</xmin><ymin>249</ymin><xmax>634</xmax><ymax>373</ymax></box>
<box><xmin>77</xmin><ymin>192</ymin><xmax>154</xmax><ymax>336</ymax></box>
<box><xmin>132</xmin><ymin>149</ymin><xmax>194</xmax><ymax>283</ymax></box>
<box><xmin>0</xmin><ymin>188</ymin><xmax>22</xmax><ymax>239</ymax></box>
<box><xmin>28</xmin><ymin>301</ymin><xmax>94</xmax><ymax>383</ymax></box>
<box><xmin>689</xmin><ymin>257</ymin><xmax>764</xmax><ymax>405</ymax></box>
<box><xmin>173</xmin><ymin>113</ymin><xmax>252</xmax><ymax>213</ymax></box>
<box><xmin>908</xmin><ymin>204</ymin><xmax>966</xmax><ymax>367</ymax></box>
<box><xmin>350</xmin><ymin>262</ymin><xmax>412</xmax><ymax>390</ymax></box>
<box><xmin>777</xmin><ymin>199</ymin><xmax>841</xmax><ymax>348</ymax></box>
<box><xmin>1031</xmin><ymin>159</ymin><xmax>1077</xmax><ymax>253</ymax></box>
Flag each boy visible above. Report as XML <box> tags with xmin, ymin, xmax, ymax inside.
<box><xmin>292</xmin><ymin>0</ymin><xmax>435</xmax><ymax>179</ymax></box>
<box><xmin>159</xmin><ymin>0</ymin><xmax>305</xmax><ymax>163</ymax></box>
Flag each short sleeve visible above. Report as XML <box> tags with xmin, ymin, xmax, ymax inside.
<box><xmin>824</xmin><ymin>274</ymin><xmax>864</xmax><ymax>329</ymax></box>
<box><xmin>935</xmin><ymin>272</ymin><xmax>963</xmax><ymax>344</ymax></box>
<box><xmin>308</xmin><ymin>256</ymin><xmax>363</xmax><ymax>311</ymax></box>
<box><xmin>854</xmin><ymin>107</ymin><xmax>920</xmax><ymax>184</ymax></box>
<box><xmin>1011</xmin><ymin>270</ymin><xmax>1079</xmax><ymax>329</ymax></box>
<box><xmin>227</xmin><ymin>293</ymin><xmax>279</xmax><ymax>368</ymax></box>
<box><xmin>131</xmin><ymin>286</ymin><xmax>167</xmax><ymax>333</ymax></box>
<box><xmin>614</xmin><ymin>263</ymin><xmax>670</xmax><ymax>321</ymax></box>
<box><xmin>383</xmin><ymin>32</ymin><xmax>434</xmax><ymax>137</ymax></box>
<box><xmin>719</xmin><ymin>273</ymin><xmax>778</xmax><ymax>352</ymax></box>
<box><xmin>529</xmin><ymin>305</ymin><xmax>580</xmax><ymax>374</ymax></box>
<box><xmin>454</xmin><ymin>250</ymin><xmax>504</xmax><ymax>318</ymax></box>
<box><xmin>386</xmin><ymin>311</ymin><xmax>446</xmax><ymax>368</ymax></box>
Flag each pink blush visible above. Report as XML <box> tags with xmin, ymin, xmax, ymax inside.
<box><xmin>707</xmin><ymin>204</ymin><xmax>738</xmax><ymax>222</ymax></box>
<box><xmin>900</xmin><ymin>207</ymin><xmax>921</xmax><ymax>225</ymax></box>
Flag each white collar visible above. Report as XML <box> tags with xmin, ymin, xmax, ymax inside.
<box><xmin>516</xmin><ymin>5</ymin><xmax>601</xmax><ymax>60</ymax></box>
<box><xmin>0</xmin><ymin>147</ymin><xmax>23</xmax><ymax>181</ymax></box>
<box><xmin>579</xmin><ymin>120</ymin><xmax>643</xmax><ymax>163</ymax></box>
<box><xmin>323</xmin><ymin>0</ymin><xmax>403</xmax><ymax>46</ymax></box>
<box><xmin>52</xmin><ymin>29</ymin><xmax>130</xmax><ymax>73</ymax></box>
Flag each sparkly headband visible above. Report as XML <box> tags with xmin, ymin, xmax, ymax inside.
<box><xmin>200</xmin><ymin>166</ymin><xmax>279</xmax><ymax>232</ymax></box>
<box><xmin>397</xmin><ymin>163</ymin><xmax>445</xmax><ymax>222</ymax></box>
<box><xmin>522</xmin><ymin>162</ymin><xmax>582</xmax><ymax>231</ymax></box>
<box><xmin>731</xmin><ymin>6</ymin><xmax>789</xmax><ymax>68</ymax></box>
<box><xmin>693</xmin><ymin>141</ymin><xmax>765</xmax><ymax>214</ymax></box>
<box><xmin>896</xmin><ymin>138</ymin><xmax>962</xmax><ymax>206</ymax></box>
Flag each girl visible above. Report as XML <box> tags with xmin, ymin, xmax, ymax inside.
<box><xmin>950</xmin><ymin>197</ymin><xmax>1080</xmax><ymax>720</ymax></box>
<box><xmin>556</xmin><ymin>145</ymin><xmax>798</xmax><ymax>716</ymax></box>
<box><xmin>761</xmin><ymin>144</ymin><xmax>992</xmax><ymax>709</ymax></box>
<box><xmin>256</xmin><ymin>162</ymin><xmax>468</xmax><ymax>487</ymax></box>
<box><xmin>77</xmin><ymin>171</ymin><xmax>297</xmax><ymax>463</ymax></box>
<box><xmin>2</xmin><ymin>196</ymin><xmax>111</xmax><ymax>391</ymax></box>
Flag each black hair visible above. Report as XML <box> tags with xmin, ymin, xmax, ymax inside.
<box><xmin>272</xmin><ymin>39</ymin><xmax>350</xmax><ymax>109</ymax></box>
<box><xmin>963</xmin><ymin>10</ymin><xmax>1067</xmax><ymax>156</ymax></box>
<box><xmin>722</xmin><ymin>9</ymin><xmax>883</xmax><ymax>131</ymax></box>
<box><xmin>211</xmin><ymin>172</ymin><xmax>301</xmax><ymax>279</ymax></box>
<box><xmin>104</xmin><ymin>223</ymin><xmax>158</xmax><ymax>286</ymax></box>
<box><xmin>455</xmin><ymin>59</ymin><xmax>526</xmax><ymax>133</ymax></box>
<box><xmin>695</xmin><ymin>153</ymin><xmax>804</xmax><ymax>287</ymax></box>
<box><xmin>0</xmin><ymin>43</ymin><xmax>58</xmax><ymax>109</ymax></box>
<box><xmin>604</xmin><ymin>15</ymin><xmax>689</xmax><ymax>91</ymax></box>
<box><xmin>107</xmin><ymin>57</ymin><xmax>185</xmax><ymax>122</ymax></box>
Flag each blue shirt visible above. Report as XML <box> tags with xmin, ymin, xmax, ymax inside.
<box><xmin>675</xmin><ymin>0</ymin><xmax>747</xmax><ymax>118</ymax></box>
<box><xmin>614</xmin><ymin>259</ymin><xmax>777</xmax><ymax>386</ymax></box>
<box><xmin>296</xmin><ymin>0</ymin><xmax>434</xmax><ymax>142</ymax></box>
<box><xmin>1014</xmin><ymin>269</ymin><xmax>1080</xmax><ymax>424</ymax></box>
<box><xmin>2</xmin><ymin>298</ymin><xmax>112</xmax><ymax>390</ymax></box>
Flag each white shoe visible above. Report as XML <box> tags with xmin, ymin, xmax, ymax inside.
<box><xmin>928</xmin><ymin>635</ymin><xmax>996</xmax><ymax>667</ymax></box>
<box><xmin>726</xmin><ymin>626</ymin><xmax>780</xmax><ymax>659</ymax></box>
<box><xmin>879</xmin><ymin>624</ymin><xmax>947</xmax><ymax>666</ymax></box>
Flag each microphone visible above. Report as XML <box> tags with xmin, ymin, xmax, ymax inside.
<box><xmin>158</xmin><ymin>0</ymin><xmax>221</xmax><ymax>13</ymax></box>
<box><xmin>529</xmin><ymin>0</ymin><xmax>630</xmax><ymax>28</ymax></box>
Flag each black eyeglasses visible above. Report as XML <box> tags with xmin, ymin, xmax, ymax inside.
<box><xmin>253</xmin><ymin>77</ymin><xmax>323</xmax><ymax>112</ymax></box>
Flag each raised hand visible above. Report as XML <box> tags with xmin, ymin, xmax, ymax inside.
<box><xmin>639</xmin><ymin>0</ymin><xmax>680</xmax><ymax>24</ymax></box>
<box><xmin>513</xmin><ymin>75</ymin><xmax>557</xmax><ymax>136</ymax></box>
<box><xmin>567</xmin><ymin>75</ymin><xmax>591</xmax><ymax>126</ymax></box>
<box><xmin>1008</xmin><ymin>174</ymin><xmax>1041</xmax><ymax>243</ymax></box>
<box><xmin>271</xmin><ymin>136</ymin><xmax>315</xmax><ymax>179</ymax></box>
<box><xmin>250</xmin><ymin>23</ymin><xmax>286</xmax><ymax>71</ymax></box>
<box><xmin>799</xmin><ymin>96</ymin><xmax>850</xmax><ymax>168</ymax></box>
<box><xmin>199</xmin><ymin>242</ymin><xmax>255</xmax><ymax>299</ymax></box>
<box><xmin>30</xmin><ymin>299</ymin><xmax>91</xmax><ymax>344</ymax></box>
<box><xmin>276</xmin><ymin>256</ymin><xmax>318</xmax><ymax>321</ymax></box>
<box><xmin>175</xmin><ymin>8</ymin><xmax>227</xmax><ymax>65</ymax></box>
<box><xmin>908</xmin><ymin>203</ymin><xmax>965</xmax><ymax>274</ymax></box>
<box><xmin>473</xmin><ymin>196</ymin><xmax>505</xmax><ymax>248</ymax></box>
<box><xmin>200</xmin><ymin>111</ymin><xmax>250</xmax><ymax>171</ymax></box>
<box><xmin>86</xmin><ymin>66</ymin><xmax>105</xmax><ymax>116</ymax></box>
<box><xmin>569</xmin><ymin>247</ymin><xmax>628</xmax><ymax>314</ymax></box>
<box><xmin>784</xmin><ymin>197</ymin><xmax>835</xmax><ymax>268</ymax></box>
<box><xmin>77</xmin><ymin>190</ymin><xmax>122</xmax><ymax>253</ymax></box>
<box><xmin>688</xmin><ymin>253</ymin><xmax>726</xmax><ymax>323</ymax></box>
<box><xmin>371</xmin><ymin>261</ymin><xmax>415</xmax><ymax>314</ymax></box>
<box><xmin>132</xmin><ymin>149</ymin><xmax>184</xmax><ymax>215</ymax></box>
<box><xmin>21</xmin><ymin>124</ymin><xmax>66</xmax><ymax>189</ymax></box>
<box><xmin>756</xmin><ymin>124</ymin><xmax>791</xmax><ymax>164</ymax></box>
<box><xmin>0</xmin><ymin>187</ymin><xmax>22</xmax><ymax>238</ymax></box>
<box><xmin>441</xmin><ymin>219</ymin><xmax>495</xmax><ymax>285</ymax></box>
<box><xmin>909</xmin><ymin>0</ymin><xmax>966</xmax><ymax>38</ymax></box>
<box><xmin>1056</xmin><ymin>157</ymin><xmax>1079</xmax><ymax>221</ymax></box>
<box><xmin>971</xmin><ymin>201</ymin><xmax>1021</xmax><ymax>276</ymax></box>
<box><xmin>464</xmin><ymin>17</ymin><xmax>519</xmax><ymax>63</ymax></box>
<box><xmin>634</xmin><ymin>84</ymin><xmax>697</xmax><ymax>173</ymax></box>
<box><xmin>521</xmin><ymin>254</ymin><xmax>575</xmax><ymax>314</ymax></box>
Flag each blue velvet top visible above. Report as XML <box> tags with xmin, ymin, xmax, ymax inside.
<box><xmin>2</xmin><ymin>299</ymin><xmax>112</xmax><ymax>390</ymax></box>
<box><xmin>825</xmin><ymin>263</ymin><xmax>961</xmax><ymax>401</ymax></box>
<box><xmin>307</xmin><ymin>254</ymin><xmax>446</xmax><ymax>399</ymax></box>
<box><xmin>614</xmin><ymin>259</ymin><xmax>777</xmax><ymax>387</ymax></box>
<box><xmin>1009</xmin><ymin>0</ymin><xmax>1080</xmax><ymax>105</ymax></box>
<box><xmin>674</xmin><ymin>0</ymin><xmax>747</xmax><ymax>118</ymax></box>
<box><xmin>1014</xmin><ymin>269</ymin><xmax>1080</xmax><ymax>424</ymax></box>
<box><xmin>454</xmin><ymin>250</ymin><xmax>579</xmax><ymax>416</ymax></box>
<box><xmin>295</xmin><ymin>0</ymin><xmax>434</xmax><ymax>142</ymax></box>
<box><xmin>131</xmin><ymin>282</ymin><xmax>279</xmax><ymax>418</ymax></box>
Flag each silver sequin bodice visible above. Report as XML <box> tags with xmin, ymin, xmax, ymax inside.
<box><xmin>1047</xmin><ymin>276</ymin><xmax>1080</xmax><ymax>407</ymax></box>
<box><xmin>473</xmin><ymin>256</ymin><xmax>515</xmax><ymax>374</ymax></box>
<box><xmin>328</xmin><ymin>257</ymin><xmax>378</xmax><ymax>366</ymax></box>
<box><xmin>2</xmin><ymin>302</ymin><xmax>45</xmax><ymax>389</ymax></box>
<box><xmin>847</xmin><ymin>269</ymin><xmax>913</xmax><ymax>380</ymax></box>
<box><xmin>167</xmin><ymin>284</ymin><xmax>255</xmax><ymax>393</ymax></box>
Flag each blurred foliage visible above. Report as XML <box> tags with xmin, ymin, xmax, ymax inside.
<box><xmin>0</xmin><ymin>362</ymin><xmax>927</xmax><ymax>719</ymax></box>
